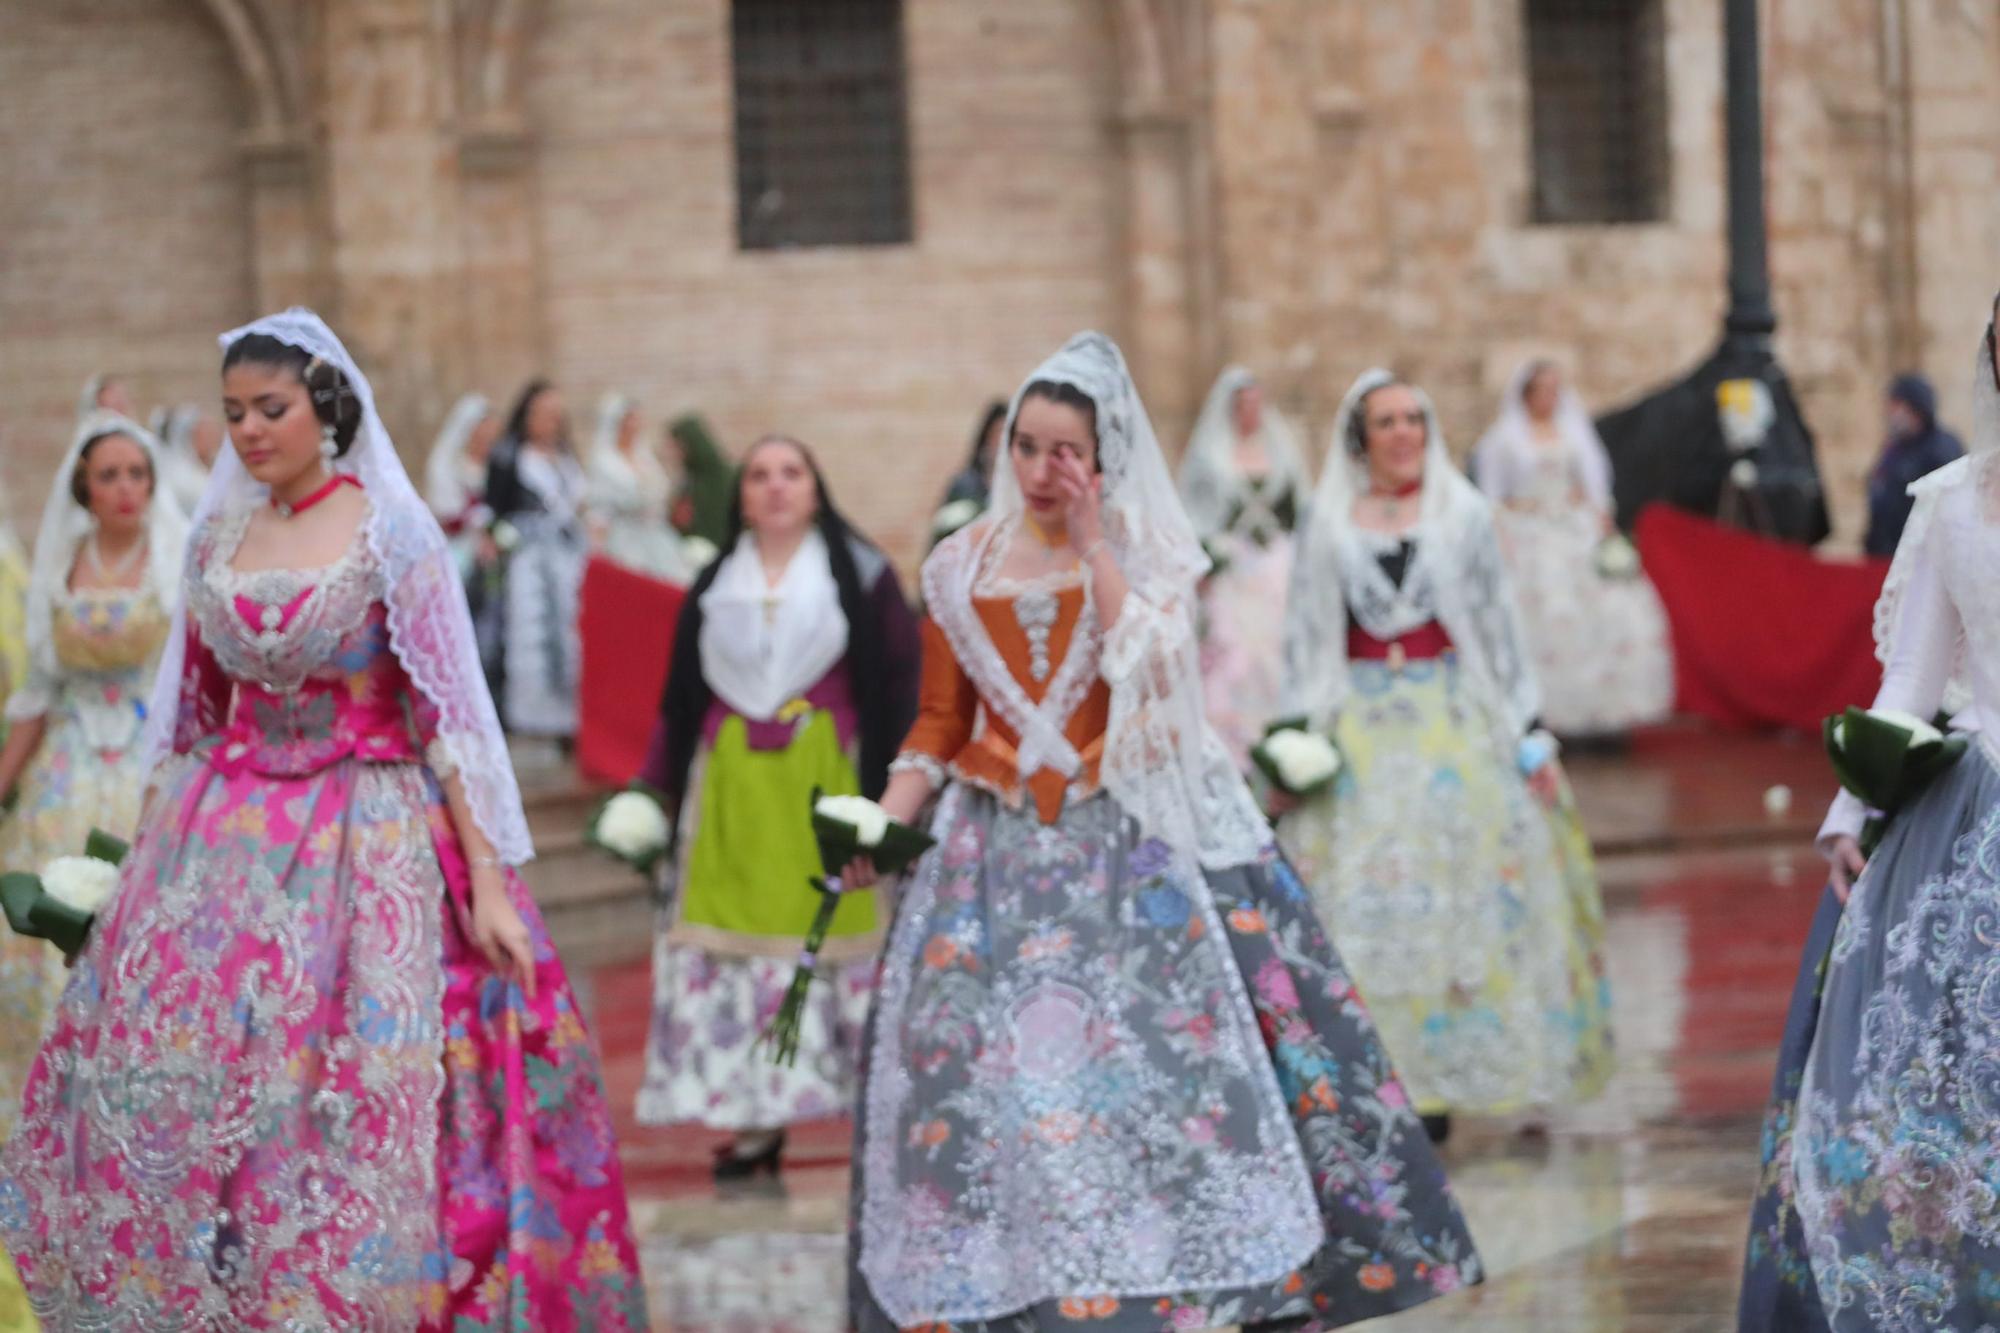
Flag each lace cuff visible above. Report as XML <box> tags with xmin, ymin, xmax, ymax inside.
<box><xmin>890</xmin><ymin>751</ymin><xmax>947</xmax><ymax>791</ymax></box>
<box><xmin>1817</xmin><ymin>789</ymin><xmax>1867</xmax><ymax>855</ymax></box>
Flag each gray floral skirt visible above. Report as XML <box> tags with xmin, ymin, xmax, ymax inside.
<box><xmin>848</xmin><ymin>787</ymin><xmax>1480</xmax><ymax>1332</ymax></box>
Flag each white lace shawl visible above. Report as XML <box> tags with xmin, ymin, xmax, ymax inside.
<box><xmin>422</xmin><ymin>392</ymin><xmax>491</xmax><ymax>522</ymax></box>
<box><xmin>1471</xmin><ymin>360</ymin><xmax>1615</xmax><ymax>510</ymax></box>
<box><xmin>10</xmin><ymin>412</ymin><xmax>188</xmax><ymax>723</ymax></box>
<box><xmin>1176</xmin><ymin>365</ymin><xmax>1311</xmax><ymax>543</ymax></box>
<box><xmin>698</xmin><ymin>528</ymin><xmax>849</xmax><ymax>723</ymax></box>
<box><xmin>158</xmin><ymin>404</ymin><xmax>216</xmax><ymax>517</ymax></box>
<box><xmin>1283</xmin><ymin>369</ymin><xmax>1542</xmax><ymax>746</ymax></box>
<box><xmin>138</xmin><ymin>308</ymin><xmax>535</xmax><ymax>865</ymax></box>
<box><xmin>925</xmin><ymin>332</ymin><xmax>1270</xmax><ymax>872</ymax></box>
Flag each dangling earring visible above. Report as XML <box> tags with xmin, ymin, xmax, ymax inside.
<box><xmin>320</xmin><ymin>423</ymin><xmax>339</xmax><ymax>465</ymax></box>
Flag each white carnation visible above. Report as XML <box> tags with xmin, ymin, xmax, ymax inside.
<box><xmin>681</xmin><ymin>535</ymin><xmax>719</xmax><ymax>569</ymax></box>
<box><xmin>490</xmin><ymin>519</ymin><xmax>521</xmax><ymax>553</ymax></box>
<box><xmin>1595</xmin><ymin>534</ymin><xmax>1640</xmax><ymax>579</ymax></box>
<box><xmin>40</xmin><ymin>856</ymin><xmax>120</xmax><ymax>915</ymax></box>
<box><xmin>815</xmin><ymin>794</ymin><xmax>891</xmax><ymax>848</ymax></box>
<box><xmin>1729</xmin><ymin>458</ymin><xmax>1760</xmax><ymax>489</ymax></box>
<box><xmin>1260</xmin><ymin>729</ymin><xmax>1341</xmax><ymax>792</ymax></box>
<box><xmin>1763</xmin><ymin>784</ymin><xmax>1793</xmax><ymax>817</ymax></box>
<box><xmin>933</xmin><ymin>499</ymin><xmax>982</xmax><ymax>537</ymax></box>
<box><xmin>596</xmin><ymin>790</ymin><xmax>669</xmax><ymax>860</ymax></box>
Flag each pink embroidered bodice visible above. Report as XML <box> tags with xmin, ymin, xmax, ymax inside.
<box><xmin>172</xmin><ymin>508</ymin><xmax>440</xmax><ymax>779</ymax></box>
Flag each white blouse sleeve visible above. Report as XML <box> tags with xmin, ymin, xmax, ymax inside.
<box><xmin>1817</xmin><ymin>525</ymin><xmax>1961</xmax><ymax>850</ymax></box>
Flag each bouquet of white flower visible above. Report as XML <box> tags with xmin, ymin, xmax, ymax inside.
<box><xmin>1593</xmin><ymin>532</ymin><xmax>1642</xmax><ymax>581</ymax></box>
<box><xmin>0</xmin><ymin>828</ymin><xmax>128</xmax><ymax>958</ymax></box>
<box><xmin>680</xmin><ymin>534</ymin><xmax>721</xmax><ymax>570</ymax></box>
<box><xmin>1250</xmin><ymin>720</ymin><xmax>1342</xmax><ymax>800</ymax></box>
<box><xmin>584</xmin><ymin>784</ymin><xmax>673</xmax><ymax>875</ymax></box>
<box><xmin>763</xmin><ymin>789</ymin><xmax>935</xmax><ymax>1066</ymax></box>
<box><xmin>1824</xmin><ymin>706</ymin><xmax>1966</xmax><ymax>854</ymax></box>
<box><xmin>931</xmin><ymin>498</ymin><xmax>984</xmax><ymax>544</ymax></box>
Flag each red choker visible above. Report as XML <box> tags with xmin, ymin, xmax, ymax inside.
<box><xmin>272</xmin><ymin>472</ymin><xmax>360</xmax><ymax>518</ymax></box>
<box><xmin>1373</xmin><ymin>477</ymin><xmax>1423</xmax><ymax>500</ymax></box>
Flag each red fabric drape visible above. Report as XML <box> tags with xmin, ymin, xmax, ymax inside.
<box><xmin>576</xmin><ymin>557</ymin><xmax>685</xmax><ymax>786</ymax></box>
<box><xmin>1635</xmin><ymin>505</ymin><xmax>1889</xmax><ymax>731</ymax></box>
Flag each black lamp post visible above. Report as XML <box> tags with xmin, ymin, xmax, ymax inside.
<box><xmin>1596</xmin><ymin>0</ymin><xmax>1829</xmax><ymax>545</ymax></box>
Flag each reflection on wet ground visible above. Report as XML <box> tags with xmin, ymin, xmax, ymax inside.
<box><xmin>574</xmin><ymin>726</ymin><xmax>1833</xmax><ymax>1329</ymax></box>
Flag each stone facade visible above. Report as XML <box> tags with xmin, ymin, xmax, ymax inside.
<box><xmin>4</xmin><ymin>0</ymin><xmax>1998</xmax><ymax>564</ymax></box>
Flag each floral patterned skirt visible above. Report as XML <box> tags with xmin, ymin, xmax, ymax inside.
<box><xmin>1280</xmin><ymin>656</ymin><xmax>1614</xmax><ymax>1115</ymax></box>
<box><xmin>1767</xmin><ymin>742</ymin><xmax>2000</xmax><ymax>1332</ymax></box>
<box><xmin>1493</xmin><ymin>502</ymin><xmax>1673</xmax><ymax>737</ymax></box>
<box><xmin>635</xmin><ymin>940</ymin><xmax>872</xmax><ymax>1132</ymax></box>
<box><xmin>0</xmin><ymin>751</ymin><xmax>647</xmax><ymax>1331</ymax></box>
<box><xmin>849</xmin><ymin>787</ymin><xmax>1480</xmax><ymax>1332</ymax></box>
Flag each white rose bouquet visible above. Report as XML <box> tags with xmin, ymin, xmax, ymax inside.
<box><xmin>930</xmin><ymin>498</ymin><xmax>984</xmax><ymax>545</ymax></box>
<box><xmin>1250</xmin><ymin>720</ymin><xmax>1342</xmax><ymax>800</ymax></box>
<box><xmin>1824</xmin><ymin>706</ymin><xmax>1966</xmax><ymax>854</ymax></box>
<box><xmin>1593</xmin><ymin>532</ymin><xmax>1642</xmax><ymax>581</ymax></box>
<box><xmin>0</xmin><ymin>828</ymin><xmax>128</xmax><ymax>958</ymax></box>
<box><xmin>763</xmin><ymin>789</ymin><xmax>936</xmax><ymax>1066</ymax></box>
<box><xmin>679</xmin><ymin>534</ymin><xmax>721</xmax><ymax>570</ymax></box>
<box><xmin>584</xmin><ymin>784</ymin><xmax>673</xmax><ymax>875</ymax></box>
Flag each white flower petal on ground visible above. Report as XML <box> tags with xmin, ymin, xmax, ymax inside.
<box><xmin>39</xmin><ymin>856</ymin><xmax>120</xmax><ymax>915</ymax></box>
<box><xmin>597</xmin><ymin>790</ymin><xmax>670</xmax><ymax>859</ymax></box>
<box><xmin>1260</xmin><ymin>729</ymin><xmax>1341</xmax><ymax>792</ymax></box>
<box><xmin>815</xmin><ymin>794</ymin><xmax>891</xmax><ymax>848</ymax></box>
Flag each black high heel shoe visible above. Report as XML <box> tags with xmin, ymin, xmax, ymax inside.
<box><xmin>712</xmin><ymin>1131</ymin><xmax>786</xmax><ymax>1182</ymax></box>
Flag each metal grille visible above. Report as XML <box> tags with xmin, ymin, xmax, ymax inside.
<box><xmin>732</xmin><ymin>0</ymin><xmax>913</xmax><ymax>250</ymax></box>
<box><xmin>1525</xmin><ymin>0</ymin><xmax>1669</xmax><ymax>225</ymax></box>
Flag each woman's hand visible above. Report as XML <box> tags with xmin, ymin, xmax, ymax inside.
<box><xmin>1827</xmin><ymin>834</ymin><xmax>1867</xmax><ymax>905</ymax></box>
<box><xmin>1527</xmin><ymin>760</ymin><xmax>1563</xmax><ymax>809</ymax></box>
<box><xmin>1265</xmin><ymin>788</ymin><xmax>1303</xmax><ymax>820</ymax></box>
<box><xmin>838</xmin><ymin>855</ymin><xmax>880</xmax><ymax>892</ymax></box>
<box><xmin>1050</xmin><ymin>448</ymin><xmax>1104</xmax><ymax>552</ymax></box>
<box><xmin>470</xmin><ymin>866</ymin><xmax>537</xmax><ymax>997</ymax></box>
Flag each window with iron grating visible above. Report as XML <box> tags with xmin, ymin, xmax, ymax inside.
<box><xmin>732</xmin><ymin>0</ymin><xmax>913</xmax><ymax>250</ymax></box>
<box><xmin>1524</xmin><ymin>0</ymin><xmax>1670</xmax><ymax>225</ymax></box>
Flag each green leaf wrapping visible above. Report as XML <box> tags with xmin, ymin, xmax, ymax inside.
<box><xmin>85</xmin><ymin>828</ymin><xmax>130</xmax><ymax>867</ymax></box>
<box><xmin>0</xmin><ymin>872</ymin><xmax>92</xmax><ymax>957</ymax></box>
<box><xmin>1825</xmin><ymin>707</ymin><xmax>1969</xmax><ymax>851</ymax></box>
<box><xmin>765</xmin><ymin>790</ymin><xmax>939</xmax><ymax>1065</ymax></box>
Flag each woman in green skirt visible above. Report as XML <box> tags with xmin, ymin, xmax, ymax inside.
<box><xmin>636</xmin><ymin>434</ymin><xmax>920</xmax><ymax>1178</ymax></box>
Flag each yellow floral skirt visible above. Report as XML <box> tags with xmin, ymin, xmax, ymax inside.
<box><xmin>1280</xmin><ymin>655</ymin><xmax>1613</xmax><ymax>1114</ymax></box>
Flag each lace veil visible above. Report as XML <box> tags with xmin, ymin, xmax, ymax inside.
<box><xmin>1871</xmin><ymin>309</ymin><xmax>2000</xmax><ymax>716</ymax></box>
<box><xmin>927</xmin><ymin>332</ymin><xmax>1269</xmax><ymax>871</ymax></box>
<box><xmin>1471</xmin><ymin>359</ymin><xmax>1614</xmax><ymax>509</ymax></box>
<box><xmin>11</xmin><ymin>412</ymin><xmax>189</xmax><ymax>722</ymax></box>
<box><xmin>422</xmin><ymin>392</ymin><xmax>491</xmax><ymax>521</ymax></box>
<box><xmin>139</xmin><ymin>309</ymin><xmax>535</xmax><ymax>865</ymax></box>
<box><xmin>1284</xmin><ymin>368</ymin><xmax>1541</xmax><ymax>743</ymax></box>
<box><xmin>1176</xmin><ymin>365</ymin><xmax>1310</xmax><ymax>542</ymax></box>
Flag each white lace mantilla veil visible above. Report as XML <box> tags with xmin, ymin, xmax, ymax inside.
<box><xmin>1283</xmin><ymin>368</ymin><xmax>1542</xmax><ymax>744</ymax></box>
<box><xmin>589</xmin><ymin>392</ymin><xmax>632</xmax><ymax>466</ymax></box>
<box><xmin>1872</xmin><ymin>305</ymin><xmax>2000</xmax><ymax>718</ymax></box>
<box><xmin>11</xmin><ymin>412</ymin><xmax>189</xmax><ymax>723</ymax></box>
<box><xmin>423</xmin><ymin>391</ymin><xmax>491</xmax><ymax>520</ymax></box>
<box><xmin>924</xmin><ymin>331</ymin><xmax>1271</xmax><ymax>872</ymax></box>
<box><xmin>138</xmin><ymin>308</ymin><xmax>536</xmax><ymax>865</ymax></box>
<box><xmin>1471</xmin><ymin>359</ymin><xmax>1615</xmax><ymax>510</ymax></box>
<box><xmin>1176</xmin><ymin>365</ymin><xmax>1311</xmax><ymax>542</ymax></box>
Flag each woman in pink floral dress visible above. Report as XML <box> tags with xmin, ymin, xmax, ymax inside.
<box><xmin>0</xmin><ymin>310</ymin><xmax>647</xmax><ymax>1331</ymax></box>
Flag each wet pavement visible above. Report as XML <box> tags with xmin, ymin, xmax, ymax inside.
<box><xmin>569</xmin><ymin>723</ymin><xmax>1837</xmax><ymax>1330</ymax></box>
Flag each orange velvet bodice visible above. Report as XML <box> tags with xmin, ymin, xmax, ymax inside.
<box><xmin>899</xmin><ymin>584</ymin><xmax>1109</xmax><ymax>822</ymax></box>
